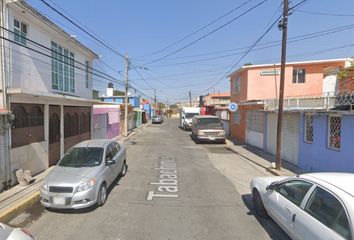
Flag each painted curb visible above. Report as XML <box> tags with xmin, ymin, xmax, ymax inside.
<box><xmin>0</xmin><ymin>190</ymin><xmax>40</xmax><ymax>223</ymax></box>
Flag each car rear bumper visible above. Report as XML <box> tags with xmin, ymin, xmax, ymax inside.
<box><xmin>196</xmin><ymin>135</ymin><xmax>225</xmax><ymax>142</ymax></box>
<box><xmin>40</xmin><ymin>186</ymin><xmax>97</xmax><ymax>209</ymax></box>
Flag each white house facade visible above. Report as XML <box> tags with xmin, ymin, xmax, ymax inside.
<box><xmin>0</xmin><ymin>0</ymin><xmax>98</xmax><ymax>188</ymax></box>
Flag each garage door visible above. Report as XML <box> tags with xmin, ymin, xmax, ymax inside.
<box><xmin>266</xmin><ymin>113</ymin><xmax>299</xmax><ymax>165</ymax></box>
<box><xmin>246</xmin><ymin>110</ymin><xmax>264</xmax><ymax>149</ymax></box>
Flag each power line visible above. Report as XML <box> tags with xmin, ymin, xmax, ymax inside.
<box><xmin>149</xmin><ymin>22</ymin><xmax>354</xmax><ymax>68</ymax></box>
<box><xmin>200</xmin><ymin>14</ymin><xmax>282</xmax><ymax>94</ymax></box>
<box><xmin>138</xmin><ymin>0</ymin><xmax>254</xmax><ymax>58</ymax></box>
<box><xmin>144</xmin><ymin>0</ymin><xmax>270</xmax><ymax>66</ymax></box>
<box><xmin>295</xmin><ymin>9</ymin><xmax>354</xmax><ymax>17</ymax></box>
<box><xmin>289</xmin><ymin>0</ymin><xmax>310</xmax><ymax>11</ymax></box>
<box><xmin>37</xmin><ymin>0</ymin><xmax>126</xmax><ymax>59</ymax></box>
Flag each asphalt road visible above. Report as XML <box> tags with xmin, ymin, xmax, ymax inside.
<box><xmin>7</xmin><ymin>118</ymin><xmax>289</xmax><ymax>240</ymax></box>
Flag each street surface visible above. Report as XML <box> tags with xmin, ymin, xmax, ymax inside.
<box><xmin>7</xmin><ymin>118</ymin><xmax>289</xmax><ymax>240</ymax></box>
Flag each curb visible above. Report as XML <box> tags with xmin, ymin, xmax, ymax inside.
<box><xmin>0</xmin><ymin>190</ymin><xmax>40</xmax><ymax>223</ymax></box>
<box><xmin>224</xmin><ymin>145</ymin><xmax>281</xmax><ymax>176</ymax></box>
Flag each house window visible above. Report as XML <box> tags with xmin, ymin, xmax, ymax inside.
<box><xmin>293</xmin><ymin>69</ymin><xmax>305</xmax><ymax>83</ymax></box>
<box><xmin>14</xmin><ymin>19</ymin><xmax>27</xmax><ymax>45</ymax></box>
<box><xmin>85</xmin><ymin>60</ymin><xmax>90</xmax><ymax>88</ymax></box>
<box><xmin>51</xmin><ymin>41</ymin><xmax>75</xmax><ymax>93</ymax></box>
<box><xmin>328</xmin><ymin>116</ymin><xmax>341</xmax><ymax>150</ymax></box>
<box><xmin>233</xmin><ymin>76</ymin><xmax>241</xmax><ymax>94</ymax></box>
<box><xmin>304</xmin><ymin>114</ymin><xmax>313</xmax><ymax>143</ymax></box>
<box><xmin>233</xmin><ymin>111</ymin><xmax>240</xmax><ymax>125</ymax></box>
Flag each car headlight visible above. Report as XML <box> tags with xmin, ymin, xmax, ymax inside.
<box><xmin>77</xmin><ymin>178</ymin><xmax>96</xmax><ymax>192</ymax></box>
<box><xmin>41</xmin><ymin>181</ymin><xmax>48</xmax><ymax>191</ymax></box>
<box><xmin>197</xmin><ymin>130</ymin><xmax>205</xmax><ymax>136</ymax></box>
<box><xmin>218</xmin><ymin>131</ymin><xmax>225</xmax><ymax>136</ymax></box>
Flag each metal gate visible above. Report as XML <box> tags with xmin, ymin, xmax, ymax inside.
<box><xmin>246</xmin><ymin>110</ymin><xmax>264</xmax><ymax>149</ymax></box>
<box><xmin>92</xmin><ymin>114</ymin><xmax>107</xmax><ymax>139</ymax></box>
<box><xmin>49</xmin><ymin>105</ymin><xmax>60</xmax><ymax>166</ymax></box>
<box><xmin>0</xmin><ymin>116</ymin><xmax>10</xmax><ymax>189</ymax></box>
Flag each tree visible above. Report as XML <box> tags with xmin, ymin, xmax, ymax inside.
<box><xmin>113</xmin><ymin>89</ymin><xmax>125</xmax><ymax>96</ymax></box>
<box><xmin>169</xmin><ymin>104</ymin><xmax>178</xmax><ymax>109</ymax></box>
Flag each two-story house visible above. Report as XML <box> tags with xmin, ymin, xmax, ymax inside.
<box><xmin>229</xmin><ymin>58</ymin><xmax>349</xmax><ymax>152</ymax></box>
<box><xmin>0</xmin><ymin>0</ymin><xmax>98</xmax><ymax>186</ymax></box>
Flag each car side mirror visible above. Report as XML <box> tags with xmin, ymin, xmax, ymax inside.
<box><xmin>266</xmin><ymin>182</ymin><xmax>278</xmax><ymax>191</ymax></box>
<box><xmin>107</xmin><ymin>159</ymin><xmax>116</xmax><ymax>165</ymax></box>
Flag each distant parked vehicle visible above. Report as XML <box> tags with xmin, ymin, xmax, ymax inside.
<box><xmin>250</xmin><ymin>173</ymin><xmax>354</xmax><ymax>240</ymax></box>
<box><xmin>191</xmin><ymin>115</ymin><xmax>225</xmax><ymax>143</ymax></box>
<box><xmin>0</xmin><ymin>223</ymin><xmax>35</xmax><ymax>240</ymax></box>
<box><xmin>152</xmin><ymin>115</ymin><xmax>164</xmax><ymax>124</ymax></box>
<box><xmin>40</xmin><ymin>139</ymin><xmax>127</xmax><ymax>209</ymax></box>
<box><xmin>179</xmin><ymin>107</ymin><xmax>200</xmax><ymax>131</ymax></box>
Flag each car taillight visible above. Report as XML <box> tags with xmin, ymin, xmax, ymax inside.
<box><xmin>21</xmin><ymin>228</ymin><xmax>35</xmax><ymax>239</ymax></box>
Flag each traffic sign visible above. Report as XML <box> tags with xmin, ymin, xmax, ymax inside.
<box><xmin>228</xmin><ymin>102</ymin><xmax>238</xmax><ymax>112</ymax></box>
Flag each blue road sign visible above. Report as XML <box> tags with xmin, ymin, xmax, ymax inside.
<box><xmin>228</xmin><ymin>102</ymin><xmax>238</xmax><ymax>112</ymax></box>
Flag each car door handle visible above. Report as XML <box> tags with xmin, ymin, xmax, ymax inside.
<box><xmin>292</xmin><ymin>214</ymin><xmax>296</xmax><ymax>222</ymax></box>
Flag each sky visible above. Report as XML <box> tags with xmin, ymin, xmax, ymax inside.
<box><xmin>27</xmin><ymin>0</ymin><xmax>354</xmax><ymax>104</ymax></box>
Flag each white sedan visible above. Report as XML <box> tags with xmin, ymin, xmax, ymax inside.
<box><xmin>250</xmin><ymin>173</ymin><xmax>354</xmax><ymax>240</ymax></box>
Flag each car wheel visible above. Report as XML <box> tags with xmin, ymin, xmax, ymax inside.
<box><xmin>252</xmin><ymin>189</ymin><xmax>268</xmax><ymax>218</ymax></box>
<box><xmin>97</xmin><ymin>183</ymin><xmax>107</xmax><ymax>207</ymax></box>
<box><xmin>120</xmin><ymin>160</ymin><xmax>128</xmax><ymax>177</ymax></box>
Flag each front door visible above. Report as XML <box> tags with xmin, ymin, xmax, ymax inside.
<box><xmin>49</xmin><ymin>105</ymin><xmax>61</xmax><ymax>166</ymax></box>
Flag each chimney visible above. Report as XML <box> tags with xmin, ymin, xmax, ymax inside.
<box><xmin>107</xmin><ymin>82</ymin><xmax>113</xmax><ymax>97</ymax></box>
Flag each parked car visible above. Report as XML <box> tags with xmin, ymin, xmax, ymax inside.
<box><xmin>191</xmin><ymin>115</ymin><xmax>225</xmax><ymax>143</ymax></box>
<box><xmin>40</xmin><ymin>140</ymin><xmax>128</xmax><ymax>209</ymax></box>
<box><xmin>250</xmin><ymin>173</ymin><xmax>354</xmax><ymax>240</ymax></box>
<box><xmin>152</xmin><ymin>115</ymin><xmax>164</xmax><ymax>124</ymax></box>
<box><xmin>0</xmin><ymin>223</ymin><xmax>35</xmax><ymax>240</ymax></box>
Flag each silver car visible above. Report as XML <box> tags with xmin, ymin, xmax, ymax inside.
<box><xmin>40</xmin><ymin>140</ymin><xmax>127</xmax><ymax>209</ymax></box>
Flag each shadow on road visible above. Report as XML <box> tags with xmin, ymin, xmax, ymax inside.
<box><xmin>242</xmin><ymin>194</ymin><xmax>291</xmax><ymax>240</ymax></box>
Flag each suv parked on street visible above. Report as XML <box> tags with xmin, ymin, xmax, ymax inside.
<box><xmin>191</xmin><ymin>115</ymin><xmax>225</xmax><ymax>143</ymax></box>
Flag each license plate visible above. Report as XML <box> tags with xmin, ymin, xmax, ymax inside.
<box><xmin>52</xmin><ymin>197</ymin><xmax>66</xmax><ymax>205</ymax></box>
<box><xmin>209</xmin><ymin>137</ymin><xmax>215</xmax><ymax>140</ymax></box>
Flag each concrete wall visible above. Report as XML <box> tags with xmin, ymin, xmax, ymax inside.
<box><xmin>10</xmin><ymin>141</ymin><xmax>48</xmax><ymax>184</ymax></box>
<box><xmin>299</xmin><ymin>113</ymin><xmax>354</xmax><ymax>172</ymax></box>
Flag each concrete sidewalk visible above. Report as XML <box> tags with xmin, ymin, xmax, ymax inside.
<box><xmin>0</xmin><ymin>122</ymin><xmax>151</xmax><ymax>223</ymax></box>
<box><xmin>225</xmin><ymin>139</ymin><xmax>305</xmax><ymax>176</ymax></box>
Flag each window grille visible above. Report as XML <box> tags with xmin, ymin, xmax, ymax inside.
<box><xmin>304</xmin><ymin>114</ymin><xmax>313</xmax><ymax>143</ymax></box>
<box><xmin>328</xmin><ymin>116</ymin><xmax>341</xmax><ymax>150</ymax></box>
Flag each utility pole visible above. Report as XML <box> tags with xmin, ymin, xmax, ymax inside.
<box><xmin>124</xmin><ymin>55</ymin><xmax>129</xmax><ymax>137</ymax></box>
<box><xmin>154</xmin><ymin>89</ymin><xmax>157</xmax><ymax>110</ymax></box>
<box><xmin>189</xmin><ymin>90</ymin><xmax>192</xmax><ymax>107</ymax></box>
<box><xmin>275</xmin><ymin>0</ymin><xmax>289</xmax><ymax>170</ymax></box>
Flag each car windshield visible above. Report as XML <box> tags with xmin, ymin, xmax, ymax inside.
<box><xmin>197</xmin><ymin>118</ymin><xmax>220</xmax><ymax>125</ymax></box>
<box><xmin>58</xmin><ymin>147</ymin><xmax>103</xmax><ymax>168</ymax></box>
<box><xmin>185</xmin><ymin>113</ymin><xmax>199</xmax><ymax>118</ymax></box>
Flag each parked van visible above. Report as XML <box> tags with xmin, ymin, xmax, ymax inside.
<box><xmin>179</xmin><ymin>107</ymin><xmax>200</xmax><ymax>130</ymax></box>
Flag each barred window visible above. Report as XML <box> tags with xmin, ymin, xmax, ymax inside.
<box><xmin>304</xmin><ymin>114</ymin><xmax>313</xmax><ymax>143</ymax></box>
<box><xmin>13</xmin><ymin>105</ymin><xmax>29</xmax><ymax>128</ymax></box>
<box><xmin>233</xmin><ymin>111</ymin><xmax>240</xmax><ymax>125</ymax></box>
<box><xmin>328</xmin><ymin>116</ymin><xmax>341</xmax><ymax>150</ymax></box>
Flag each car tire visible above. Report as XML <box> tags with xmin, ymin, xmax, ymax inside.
<box><xmin>252</xmin><ymin>189</ymin><xmax>268</xmax><ymax>218</ymax></box>
<box><xmin>119</xmin><ymin>160</ymin><xmax>128</xmax><ymax>177</ymax></box>
<box><xmin>97</xmin><ymin>183</ymin><xmax>107</xmax><ymax>207</ymax></box>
